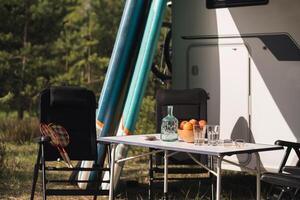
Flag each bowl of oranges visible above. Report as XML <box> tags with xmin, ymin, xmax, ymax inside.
<box><xmin>178</xmin><ymin>119</ymin><xmax>207</xmax><ymax>143</ymax></box>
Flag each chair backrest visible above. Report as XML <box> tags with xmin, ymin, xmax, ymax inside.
<box><xmin>40</xmin><ymin>86</ymin><xmax>97</xmax><ymax>161</ymax></box>
<box><xmin>156</xmin><ymin>88</ymin><xmax>208</xmax><ymax>132</ymax></box>
<box><xmin>156</xmin><ymin>88</ymin><xmax>209</xmax><ymax>164</ymax></box>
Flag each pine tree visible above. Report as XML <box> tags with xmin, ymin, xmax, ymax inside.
<box><xmin>0</xmin><ymin>0</ymin><xmax>75</xmax><ymax>118</ymax></box>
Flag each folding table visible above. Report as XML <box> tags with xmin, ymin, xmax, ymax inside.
<box><xmin>98</xmin><ymin>134</ymin><xmax>283</xmax><ymax>200</ymax></box>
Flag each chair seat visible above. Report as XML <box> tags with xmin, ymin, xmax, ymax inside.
<box><xmin>261</xmin><ymin>172</ymin><xmax>300</xmax><ymax>188</ymax></box>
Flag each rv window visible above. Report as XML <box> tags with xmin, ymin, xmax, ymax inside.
<box><xmin>207</xmin><ymin>0</ymin><xmax>269</xmax><ymax>9</ymax></box>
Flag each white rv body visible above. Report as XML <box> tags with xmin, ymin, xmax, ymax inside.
<box><xmin>172</xmin><ymin>0</ymin><xmax>300</xmax><ymax>171</ymax></box>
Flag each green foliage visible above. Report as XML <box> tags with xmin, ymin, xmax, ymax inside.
<box><xmin>0</xmin><ymin>0</ymin><xmax>121</xmax><ymax>117</ymax></box>
<box><xmin>50</xmin><ymin>0</ymin><xmax>122</xmax><ymax>94</ymax></box>
<box><xmin>0</xmin><ymin>0</ymin><xmax>78</xmax><ymax>118</ymax></box>
<box><xmin>92</xmin><ymin>0</ymin><xmax>124</xmax><ymax>57</ymax></box>
<box><xmin>0</xmin><ymin>0</ymin><xmax>164</xmax><ymax>138</ymax></box>
<box><xmin>135</xmin><ymin>95</ymin><xmax>156</xmax><ymax>135</ymax></box>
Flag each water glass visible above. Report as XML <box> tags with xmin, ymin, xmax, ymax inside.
<box><xmin>235</xmin><ymin>139</ymin><xmax>245</xmax><ymax>148</ymax></box>
<box><xmin>193</xmin><ymin>125</ymin><xmax>205</xmax><ymax>145</ymax></box>
<box><xmin>206</xmin><ymin>125</ymin><xmax>220</xmax><ymax>146</ymax></box>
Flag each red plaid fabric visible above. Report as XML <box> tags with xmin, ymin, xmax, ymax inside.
<box><xmin>48</xmin><ymin>124</ymin><xmax>69</xmax><ymax>147</ymax></box>
<box><xmin>40</xmin><ymin>123</ymin><xmax>73</xmax><ymax>168</ymax></box>
<box><xmin>40</xmin><ymin>123</ymin><xmax>70</xmax><ymax>147</ymax></box>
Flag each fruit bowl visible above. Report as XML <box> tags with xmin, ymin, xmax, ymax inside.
<box><xmin>178</xmin><ymin>129</ymin><xmax>194</xmax><ymax>143</ymax></box>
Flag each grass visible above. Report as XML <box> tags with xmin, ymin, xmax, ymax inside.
<box><xmin>0</xmin><ymin>142</ymin><xmax>38</xmax><ymax>199</ymax></box>
<box><xmin>0</xmin><ymin>142</ymin><xmax>274</xmax><ymax>200</ymax></box>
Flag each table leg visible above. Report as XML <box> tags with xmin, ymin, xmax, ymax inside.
<box><xmin>216</xmin><ymin>156</ymin><xmax>222</xmax><ymax>200</ymax></box>
<box><xmin>164</xmin><ymin>150</ymin><xmax>168</xmax><ymax>200</ymax></box>
<box><xmin>109</xmin><ymin>144</ymin><xmax>116</xmax><ymax>200</ymax></box>
<box><xmin>210</xmin><ymin>156</ymin><xmax>215</xmax><ymax>200</ymax></box>
<box><xmin>255</xmin><ymin>152</ymin><xmax>261</xmax><ymax>200</ymax></box>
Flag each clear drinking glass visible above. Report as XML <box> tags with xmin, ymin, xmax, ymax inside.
<box><xmin>193</xmin><ymin>125</ymin><xmax>205</xmax><ymax>145</ymax></box>
<box><xmin>160</xmin><ymin>105</ymin><xmax>178</xmax><ymax>142</ymax></box>
<box><xmin>206</xmin><ymin>125</ymin><xmax>220</xmax><ymax>146</ymax></box>
<box><xmin>235</xmin><ymin>139</ymin><xmax>245</xmax><ymax>148</ymax></box>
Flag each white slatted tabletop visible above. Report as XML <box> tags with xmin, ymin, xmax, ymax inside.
<box><xmin>98</xmin><ymin>134</ymin><xmax>282</xmax><ymax>156</ymax></box>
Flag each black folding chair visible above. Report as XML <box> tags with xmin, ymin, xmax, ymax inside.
<box><xmin>261</xmin><ymin>140</ymin><xmax>300</xmax><ymax>200</ymax></box>
<box><xmin>30</xmin><ymin>86</ymin><xmax>109</xmax><ymax>200</ymax></box>
<box><xmin>149</xmin><ymin>88</ymin><xmax>212</xmax><ymax>199</ymax></box>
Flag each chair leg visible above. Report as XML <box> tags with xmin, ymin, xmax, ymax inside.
<box><xmin>92</xmin><ymin>154</ymin><xmax>103</xmax><ymax>200</ymax></box>
<box><xmin>92</xmin><ymin>170</ymin><xmax>99</xmax><ymax>200</ymax></box>
<box><xmin>277</xmin><ymin>187</ymin><xmax>297</xmax><ymax>200</ymax></box>
<box><xmin>209</xmin><ymin>156</ymin><xmax>215</xmax><ymax>200</ymax></box>
<box><xmin>93</xmin><ymin>162</ymin><xmax>101</xmax><ymax>188</ymax></box>
<box><xmin>69</xmin><ymin>161</ymin><xmax>81</xmax><ymax>184</ymax></box>
<box><xmin>30</xmin><ymin>145</ymin><xmax>42</xmax><ymax>200</ymax></box>
<box><xmin>266</xmin><ymin>185</ymin><xmax>275</xmax><ymax>200</ymax></box>
<box><xmin>294</xmin><ymin>188</ymin><xmax>300</xmax><ymax>198</ymax></box>
<box><xmin>149</xmin><ymin>151</ymin><xmax>153</xmax><ymax>200</ymax></box>
<box><xmin>41</xmin><ymin>143</ymin><xmax>47</xmax><ymax>200</ymax></box>
<box><xmin>287</xmin><ymin>188</ymin><xmax>298</xmax><ymax>200</ymax></box>
<box><xmin>277</xmin><ymin>188</ymin><xmax>285</xmax><ymax>200</ymax></box>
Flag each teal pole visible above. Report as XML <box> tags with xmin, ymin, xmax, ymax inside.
<box><xmin>122</xmin><ymin>0</ymin><xmax>167</xmax><ymax>133</ymax></box>
<box><xmin>104</xmin><ymin>0</ymin><xmax>167</xmax><ymax>190</ymax></box>
<box><xmin>96</xmin><ymin>0</ymin><xmax>149</xmax><ymax>127</ymax></box>
<box><xmin>87</xmin><ymin>0</ymin><xmax>151</xmax><ymax>183</ymax></box>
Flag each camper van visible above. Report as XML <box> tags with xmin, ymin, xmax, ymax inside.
<box><xmin>172</xmin><ymin>0</ymin><xmax>300</xmax><ymax>171</ymax></box>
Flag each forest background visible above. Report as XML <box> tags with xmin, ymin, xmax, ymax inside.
<box><xmin>0</xmin><ymin>0</ymin><xmax>172</xmax><ymax>136</ymax></box>
<box><xmin>0</xmin><ymin>0</ymin><xmax>170</xmax><ymax>198</ymax></box>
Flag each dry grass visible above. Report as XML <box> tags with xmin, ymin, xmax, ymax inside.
<box><xmin>0</xmin><ymin>141</ymin><xmax>5</xmax><ymax>171</ymax></box>
<box><xmin>0</xmin><ymin>116</ymin><xmax>40</xmax><ymax>144</ymax></box>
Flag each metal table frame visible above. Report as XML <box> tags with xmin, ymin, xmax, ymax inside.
<box><xmin>98</xmin><ymin>134</ymin><xmax>283</xmax><ymax>200</ymax></box>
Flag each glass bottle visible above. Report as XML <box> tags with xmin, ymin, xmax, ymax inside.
<box><xmin>160</xmin><ymin>105</ymin><xmax>178</xmax><ymax>141</ymax></box>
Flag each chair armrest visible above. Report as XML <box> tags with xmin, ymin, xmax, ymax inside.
<box><xmin>275</xmin><ymin>140</ymin><xmax>300</xmax><ymax>149</ymax></box>
<box><xmin>261</xmin><ymin>172</ymin><xmax>300</xmax><ymax>188</ymax></box>
<box><xmin>283</xmin><ymin>166</ymin><xmax>300</xmax><ymax>176</ymax></box>
<box><xmin>34</xmin><ymin>136</ymin><xmax>51</xmax><ymax>143</ymax></box>
<box><xmin>96</xmin><ymin>140</ymin><xmax>110</xmax><ymax>145</ymax></box>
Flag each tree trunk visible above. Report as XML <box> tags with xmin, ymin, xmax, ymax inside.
<box><xmin>18</xmin><ymin>0</ymin><xmax>29</xmax><ymax>120</ymax></box>
<box><xmin>18</xmin><ymin>106</ymin><xmax>24</xmax><ymax>120</ymax></box>
<box><xmin>22</xmin><ymin>0</ymin><xmax>29</xmax><ymax>73</ymax></box>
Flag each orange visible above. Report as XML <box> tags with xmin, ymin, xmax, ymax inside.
<box><xmin>179</xmin><ymin>120</ymin><xmax>188</xmax><ymax>130</ymax></box>
<box><xmin>189</xmin><ymin>119</ymin><xmax>198</xmax><ymax>125</ymax></box>
<box><xmin>183</xmin><ymin>122</ymin><xmax>193</xmax><ymax>130</ymax></box>
<box><xmin>199</xmin><ymin>120</ymin><xmax>207</xmax><ymax>128</ymax></box>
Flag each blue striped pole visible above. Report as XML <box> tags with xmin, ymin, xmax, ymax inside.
<box><xmin>102</xmin><ymin>0</ymin><xmax>167</xmax><ymax>190</ymax></box>
<box><xmin>85</xmin><ymin>0</ymin><xmax>151</xmax><ymax>184</ymax></box>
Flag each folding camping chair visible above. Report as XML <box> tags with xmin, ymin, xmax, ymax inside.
<box><xmin>30</xmin><ymin>86</ymin><xmax>109</xmax><ymax>200</ymax></box>
<box><xmin>149</xmin><ymin>88</ymin><xmax>212</xmax><ymax>199</ymax></box>
<box><xmin>261</xmin><ymin>140</ymin><xmax>300</xmax><ymax>200</ymax></box>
